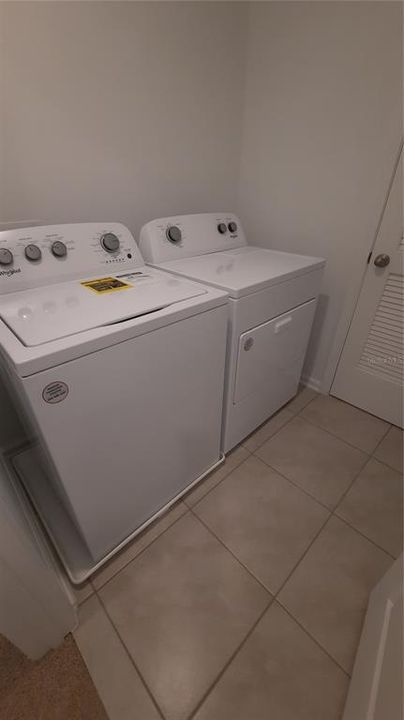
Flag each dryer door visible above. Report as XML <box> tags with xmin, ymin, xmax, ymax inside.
<box><xmin>233</xmin><ymin>299</ymin><xmax>316</xmax><ymax>406</ymax></box>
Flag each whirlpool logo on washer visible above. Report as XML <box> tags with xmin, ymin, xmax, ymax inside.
<box><xmin>42</xmin><ymin>381</ymin><xmax>69</xmax><ymax>404</ymax></box>
<box><xmin>0</xmin><ymin>268</ymin><xmax>21</xmax><ymax>277</ymax></box>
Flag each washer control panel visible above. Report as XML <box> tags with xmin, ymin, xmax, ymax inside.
<box><xmin>0</xmin><ymin>223</ymin><xmax>143</xmax><ymax>294</ymax></box>
<box><xmin>140</xmin><ymin>213</ymin><xmax>246</xmax><ymax>264</ymax></box>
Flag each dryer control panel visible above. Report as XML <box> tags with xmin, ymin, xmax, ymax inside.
<box><xmin>140</xmin><ymin>213</ymin><xmax>246</xmax><ymax>264</ymax></box>
<box><xmin>0</xmin><ymin>223</ymin><xmax>143</xmax><ymax>294</ymax></box>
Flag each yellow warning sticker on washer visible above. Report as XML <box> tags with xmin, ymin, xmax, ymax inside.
<box><xmin>80</xmin><ymin>276</ymin><xmax>133</xmax><ymax>294</ymax></box>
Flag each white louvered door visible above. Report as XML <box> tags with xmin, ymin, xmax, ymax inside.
<box><xmin>332</xmin><ymin>147</ymin><xmax>403</xmax><ymax>427</ymax></box>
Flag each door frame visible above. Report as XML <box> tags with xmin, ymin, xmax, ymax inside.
<box><xmin>321</xmin><ymin>141</ymin><xmax>403</xmax><ymax>394</ymax></box>
<box><xmin>342</xmin><ymin>555</ymin><xmax>403</xmax><ymax>720</ymax></box>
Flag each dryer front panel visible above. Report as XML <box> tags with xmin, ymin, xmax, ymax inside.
<box><xmin>233</xmin><ymin>300</ymin><xmax>316</xmax><ymax>406</ymax></box>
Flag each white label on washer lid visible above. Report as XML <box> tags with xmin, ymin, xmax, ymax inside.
<box><xmin>42</xmin><ymin>381</ymin><xmax>69</xmax><ymax>404</ymax></box>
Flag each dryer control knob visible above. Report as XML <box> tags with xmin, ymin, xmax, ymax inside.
<box><xmin>51</xmin><ymin>240</ymin><xmax>67</xmax><ymax>258</ymax></box>
<box><xmin>101</xmin><ymin>233</ymin><xmax>120</xmax><ymax>253</ymax></box>
<box><xmin>166</xmin><ymin>226</ymin><xmax>182</xmax><ymax>244</ymax></box>
<box><xmin>0</xmin><ymin>248</ymin><xmax>13</xmax><ymax>266</ymax></box>
<box><xmin>228</xmin><ymin>221</ymin><xmax>238</xmax><ymax>233</ymax></box>
<box><xmin>25</xmin><ymin>244</ymin><xmax>42</xmax><ymax>262</ymax></box>
<box><xmin>217</xmin><ymin>223</ymin><xmax>227</xmax><ymax>234</ymax></box>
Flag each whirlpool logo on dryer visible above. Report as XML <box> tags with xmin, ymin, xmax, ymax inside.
<box><xmin>0</xmin><ymin>267</ymin><xmax>21</xmax><ymax>277</ymax></box>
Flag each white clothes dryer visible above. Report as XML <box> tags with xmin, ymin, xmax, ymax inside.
<box><xmin>140</xmin><ymin>213</ymin><xmax>325</xmax><ymax>452</ymax></box>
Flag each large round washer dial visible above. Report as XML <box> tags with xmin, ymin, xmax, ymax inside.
<box><xmin>25</xmin><ymin>244</ymin><xmax>42</xmax><ymax>262</ymax></box>
<box><xmin>51</xmin><ymin>240</ymin><xmax>67</xmax><ymax>258</ymax></box>
<box><xmin>166</xmin><ymin>226</ymin><xmax>182</xmax><ymax>244</ymax></box>
<box><xmin>101</xmin><ymin>233</ymin><xmax>120</xmax><ymax>253</ymax></box>
<box><xmin>0</xmin><ymin>248</ymin><xmax>13</xmax><ymax>266</ymax></box>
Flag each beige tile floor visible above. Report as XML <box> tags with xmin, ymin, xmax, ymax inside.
<box><xmin>74</xmin><ymin>388</ymin><xmax>403</xmax><ymax>720</ymax></box>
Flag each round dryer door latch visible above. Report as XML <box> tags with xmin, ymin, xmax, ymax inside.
<box><xmin>243</xmin><ymin>337</ymin><xmax>254</xmax><ymax>351</ymax></box>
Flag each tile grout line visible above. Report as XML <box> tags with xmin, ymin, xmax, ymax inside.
<box><xmin>269</xmin><ymin>514</ymin><xmax>355</xmax><ymax>678</ymax></box>
<box><xmin>369</xmin><ymin>453</ymin><xmax>403</xmax><ymax>476</ymax></box>
<box><xmin>238</xmin><ymin>386</ymin><xmax>318</xmax><ymax>454</ymax></box>
<box><xmin>189</xmin><ymin>507</ymin><xmax>273</xmax><ymax>597</ymax></box>
<box><xmin>257</xmin><ymin>445</ymin><xmax>396</xmax><ymax>559</ymax></box>
<box><xmin>186</xmin><ymin>401</ymin><xmax>394</xmax><ymax>695</ymax></box>
<box><xmin>95</xmin><ymin>591</ymin><xmax>168</xmax><ymax>720</ymax></box>
<box><xmin>275</xmin><ymin>599</ymin><xmax>351</xmax><ymax>678</ymax></box>
<box><xmin>330</xmin><ymin>455</ymin><xmax>382</xmax><ymax>517</ymax></box>
<box><xmin>286</xmin><ymin>389</ymin><xmax>319</xmax><ymax>416</ymax></box>
<box><xmin>91</xmin><ymin>393</ymin><xmax>392</xmax><ymax>718</ymax></box>
<box><xmin>370</xmin><ymin>422</ymin><xmax>394</xmax><ymax>455</ymax></box>
<box><xmin>370</xmin><ymin>424</ymin><xmax>402</xmax><ymax>474</ymax></box>
<box><xmin>93</xmin><ymin>504</ymin><xmax>191</xmax><ymax>592</ymax></box>
<box><xmin>246</xmin><ymin>389</ymin><xmax>391</xmax><ymax>459</ymax></box>
<box><xmin>190</xmin><ymin>504</ymin><xmax>353</xmax><ymax>681</ymax></box>
<box><xmin>183</xmin><ymin>447</ymin><xmax>252</xmax><ymax>509</ymax></box>
<box><xmin>186</xmin><ymin>597</ymin><xmax>274</xmax><ymax>720</ymax></box>
<box><xmin>253</xmin><ymin>451</ymin><xmax>355</xmax><ymax>513</ymax></box>
<box><xmin>296</xmin><ymin>410</ymin><xmax>391</xmax><ymax>455</ymax></box>
<box><xmin>332</xmin><ymin>512</ymin><xmax>396</xmax><ymax>560</ymax></box>
<box><xmin>93</xmin><ymin>445</ymin><xmax>254</xmax><ymax>593</ymax></box>
<box><xmin>185</xmin><ymin>387</ymin><xmax>316</xmax><ymax>513</ymax></box>
<box><xmin>89</xmin><ymin>393</ymin><xmax>392</xmax><ymax>588</ymax></box>
<box><xmin>272</xmin><ymin>513</ymin><xmax>333</xmax><ymax>600</ymax></box>
<box><xmin>241</xmin><ymin>414</ymin><xmax>295</xmax><ymax>453</ymax></box>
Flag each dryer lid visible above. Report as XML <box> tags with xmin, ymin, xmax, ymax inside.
<box><xmin>0</xmin><ymin>270</ymin><xmax>207</xmax><ymax>346</ymax></box>
<box><xmin>153</xmin><ymin>246</ymin><xmax>325</xmax><ymax>298</ymax></box>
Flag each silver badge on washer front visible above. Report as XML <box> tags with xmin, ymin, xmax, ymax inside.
<box><xmin>42</xmin><ymin>381</ymin><xmax>69</xmax><ymax>404</ymax></box>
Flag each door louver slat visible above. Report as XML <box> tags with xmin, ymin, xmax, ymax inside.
<box><xmin>358</xmin><ymin>273</ymin><xmax>403</xmax><ymax>386</ymax></box>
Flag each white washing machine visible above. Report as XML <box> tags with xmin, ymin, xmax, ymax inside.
<box><xmin>140</xmin><ymin>213</ymin><xmax>325</xmax><ymax>453</ymax></box>
<box><xmin>0</xmin><ymin>222</ymin><xmax>228</xmax><ymax>582</ymax></box>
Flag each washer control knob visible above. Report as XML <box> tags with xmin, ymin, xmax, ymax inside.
<box><xmin>166</xmin><ymin>226</ymin><xmax>182</xmax><ymax>244</ymax></box>
<box><xmin>228</xmin><ymin>221</ymin><xmax>238</xmax><ymax>233</ymax></box>
<box><xmin>217</xmin><ymin>223</ymin><xmax>227</xmax><ymax>234</ymax></box>
<box><xmin>101</xmin><ymin>232</ymin><xmax>120</xmax><ymax>253</ymax></box>
<box><xmin>0</xmin><ymin>248</ymin><xmax>13</xmax><ymax>266</ymax></box>
<box><xmin>25</xmin><ymin>244</ymin><xmax>42</xmax><ymax>262</ymax></box>
<box><xmin>51</xmin><ymin>240</ymin><xmax>67</xmax><ymax>258</ymax></box>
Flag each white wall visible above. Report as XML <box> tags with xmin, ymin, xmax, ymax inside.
<box><xmin>1</xmin><ymin>1</ymin><xmax>247</xmax><ymax>238</ymax></box>
<box><xmin>1</xmin><ymin>1</ymin><xmax>402</xmax><ymax>392</ymax></box>
<box><xmin>237</xmin><ymin>1</ymin><xmax>403</xmax><ymax>389</ymax></box>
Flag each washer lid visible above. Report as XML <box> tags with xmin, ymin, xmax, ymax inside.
<box><xmin>153</xmin><ymin>246</ymin><xmax>325</xmax><ymax>298</ymax></box>
<box><xmin>0</xmin><ymin>270</ymin><xmax>207</xmax><ymax>346</ymax></box>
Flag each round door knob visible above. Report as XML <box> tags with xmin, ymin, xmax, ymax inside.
<box><xmin>25</xmin><ymin>244</ymin><xmax>42</xmax><ymax>262</ymax></box>
<box><xmin>217</xmin><ymin>223</ymin><xmax>227</xmax><ymax>234</ymax></box>
<box><xmin>166</xmin><ymin>226</ymin><xmax>182</xmax><ymax>244</ymax></box>
<box><xmin>0</xmin><ymin>248</ymin><xmax>13</xmax><ymax>266</ymax></box>
<box><xmin>228</xmin><ymin>221</ymin><xmax>238</xmax><ymax>233</ymax></box>
<box><xmin>374</xmin><ymin>253</ymin><xmax>390</xmax><ymax>268</ymax></box>
<box><xmin>51</xmin><ymin>240</ymin><xmax>67</xmax><ymax>258</ymax></box>
<box><xmin>101</xmin><ymin>232</ymin><xmax>120</xmax><ymax>253</ymax></box>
